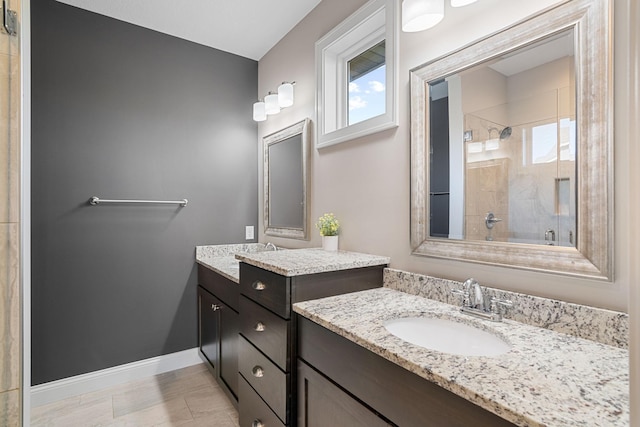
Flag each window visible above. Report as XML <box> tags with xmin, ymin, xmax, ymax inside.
<box><xmin>315</xmin><ymin>0</ymin><xmax>398</xmax><ymax>148</ymax></box>
<box><xmin>348</xmin><ymin>41</ymin><xmax>386</xmax><ymax>126</ymax></box>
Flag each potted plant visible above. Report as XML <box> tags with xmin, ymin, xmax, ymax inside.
<box><xmin>316</xmin><ymin>213</ymin><xmax>340</xmax><ymax>251</ymax></box>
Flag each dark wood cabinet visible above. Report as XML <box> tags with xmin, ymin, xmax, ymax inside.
<box><xmin>238</xmin><ymin>262</ymin><xmax>385</xmax><ymax>427</ymax></box>
<box><xmin>197</xmin><ymin>265</ymin><xmax>240</xmax><ymax>405</ymax></box>
<box><xmin>198</xmin><ymin>287</ymin><xmax>220</xmax><ymax>370</ymax></box>
<box><xmin>297</xmin><ymin>360</ymin><xmax>391</xmax><ymax>427</ymax></box>
<box><xmin>219</xmin><ymin>301</ymin><xmax>239</xmax><ymax>396</ymax></box>
<box><xmin>297</xmin><ymin>316</ymin><xmax>516</xmax><ymax>427</ymax></box>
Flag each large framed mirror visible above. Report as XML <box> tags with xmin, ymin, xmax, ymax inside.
<box><xmin>410</xmin><ymin>0</ymin><xmax>613</xmax><ymax>280</ymax></box>
<box><xmin>264</xmin><ymin>118</ymin><xmax>311</xmax><ymax>240</ymax></box>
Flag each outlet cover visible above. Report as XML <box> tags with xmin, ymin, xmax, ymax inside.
<box><xmin>245</xmin><ymin>226</ymin><xmax>254</xmax><ymax>240</ymax></box>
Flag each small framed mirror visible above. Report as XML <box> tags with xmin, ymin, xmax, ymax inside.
<box><xmin>410</xmin><ymin>0</ymin><xmax>612</xmax><ymax>280</ymax></box>
<box><xmin>315</xmin><ymin>0</ymin><xmax>399</xmax><ymax>148</ymax></box>
<box><xmin>264</xmin><ymin>119</ymin><xmax>311</xmax><ymax>240</ymax></box>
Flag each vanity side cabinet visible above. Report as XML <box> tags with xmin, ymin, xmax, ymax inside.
<box><xmin>197</xmin><ymin>266</ymin><xmax>240</xmax><ymax>406</ymax></box>
<box><xmin>239</xmin><ymin>262</ymin><xmax>386</xmax><ymax>427</ymax></box>
<box><xmin>298</xmin><ymin>316</ymin><xmax>517</xmax><ymax>427</ymax></box>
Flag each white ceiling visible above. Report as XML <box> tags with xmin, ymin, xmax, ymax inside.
<box><xmin>55</xmin><ymin>0</ymin><xmax>322</xmax><ymax>60</ymax></box>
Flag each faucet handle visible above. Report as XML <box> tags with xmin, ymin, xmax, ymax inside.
<box><xmin>451</xmin><ymin>288</ymin><xmax>470</xmax><ymax>307</ymax></box>
<box><xmin>490</xmin><ymin>297</ymin><xmax>513</xmax><ymax>319</ymax></box>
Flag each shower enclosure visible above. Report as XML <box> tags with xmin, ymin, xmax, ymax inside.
<box><xmin>1</xmin><ymin>0</ymin><xmax>21</xmax><ymax>425</ymax></box>
<box><xmin>464</xmin><ymin>85</ymin><xmax>576</xmax><ymax>247</ymax></box>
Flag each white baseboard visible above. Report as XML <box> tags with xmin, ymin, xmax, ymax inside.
<box><xmin>31</xmin><ymin>348</ymin><xmax>202</xmax><ymax>408</ymax></box>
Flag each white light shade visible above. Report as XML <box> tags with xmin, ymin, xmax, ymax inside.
<box><xmin>467</xmin><ymin>142</ymin><xmax>483</xmax><ymax>154</ymax></box>
<box><xmin>253</xmin><ymin>101</ymin><xmax>266</xmax><ymax>122</ymax></box>
<box><xmin>485</xmin><ymin>138</ymin><xmax>500</xmax><ymax>151</ymax></box>
<box><xmin>402</xmin><ymin>0</ymin><xmax>444</xmax><ymax>32</ymax></box>
<box><xmin>278</xmin><ymin>82</ymin><xmax>294</xmax><ymax>108</ymax></box>
<box><xmin>265</xmin><ymin>93</ymin><xmax>281</xmax><ymax>115</ymax></box>
<box><xmin>451</xmin><ymin>0</ymin><xmax>477</xmax><ymax>7</ymax></box>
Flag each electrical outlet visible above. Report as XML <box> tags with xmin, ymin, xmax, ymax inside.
<box><xmin>245</xmin><ymin>226</ymin><xmax>254</xmax><ymax>240</ymax></box>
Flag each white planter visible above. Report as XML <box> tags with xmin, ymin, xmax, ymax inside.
<box><xmin>322</xmin><ymin>235</ymin><xmax>339</xmax><ymax>251</ymax></box>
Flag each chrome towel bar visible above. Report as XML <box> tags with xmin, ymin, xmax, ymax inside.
<box><xmin>89</xmin><ymin>196</ymin><xmax>188</xmax><ymax>207</ymax></box>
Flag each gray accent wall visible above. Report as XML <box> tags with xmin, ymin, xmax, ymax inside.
<box><xmin>31</xmin><ymin>0</ymin><xmax>258</xmax><ymax>385</ymax></box>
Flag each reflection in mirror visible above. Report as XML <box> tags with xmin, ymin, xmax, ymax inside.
<box><xmin>410</xmin><ymin>0</ymin><xmax>612</xmax><ymax>280</ymax></box>
<box><xmin>428</xmin><ymin>30</ymin><xmax>576</xmax><ymax>247</ymax></box>
<box><xmin>264</xmin><ymin>119</ymin><xmax>310</xmax><ymax>240</ymax></box>
<box><xmin>269</xmin><ymin>134</ymin><xmax>303</xmax><ymax>228</ymax></box>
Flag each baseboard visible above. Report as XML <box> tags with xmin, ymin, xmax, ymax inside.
<box><xmin>31</xmin><ymin>348</ymin><xmax>202</xmax><ymax>408</ymax></box>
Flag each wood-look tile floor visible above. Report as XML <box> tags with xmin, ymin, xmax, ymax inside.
<box><xmin>31</xmin><ymin>364</ymin><xmax>239</xmax><ymax>427</ymax></box>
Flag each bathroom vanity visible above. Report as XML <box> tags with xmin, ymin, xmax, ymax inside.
<box><xmin>297</xmin><ymin>316</ymin><xmax>514</xmax><ymax>426</ymax></box>
<box><xmin>294</xmin><ymin>287</ymin><xmax>629</xmax><ymax>427</ymax></box>
<box><xmin>235</xmin><ymin>249</ymin><xmax>389</xmax><ymax>427</ymax></box>
<box><xmin>197</xmin><ymin>246</ymin><xmax>628</xmax><ymax>426</ymax></box>
<box><xmin>196</xmin><ymin>245</ymin><xmax>389</xmax><ymax>426</ymax></box>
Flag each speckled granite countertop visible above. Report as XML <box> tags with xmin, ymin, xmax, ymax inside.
<box><xmin>293</xmin><ymin>288</ymin><xmax>629</xmax><ymax>427</ymax></box>
<box><xmin>235</xmin><ymin>248</ymin><xmax>390</xmax><ymax>277</ymax></box>
<box><xmin>195</xmin><ymin>244</ymin><xmax>266</xmax><ymax>283</ymax></box>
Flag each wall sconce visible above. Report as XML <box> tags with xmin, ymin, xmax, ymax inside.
<box><xmin>253</xmin><ymin>100</ymin><xmax>266</xmax><ymax>122</ymax></box>
<box><xmin>253</xmin><ymin>81</ymin><xmax>295</xmax><ymax>122</ymax></box>
<box><xmin>402</xmin><ymin>0</ymin><xmax>478</xmax><ymax>32</ymax></box>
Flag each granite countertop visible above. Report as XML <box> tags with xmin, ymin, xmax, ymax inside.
<box><xmin>293</xmin><ymin>288</ymin><xmax>629</xmax><ymax>427</ymax></box>
<box><xmin>234</xmin><ymin>248</ymin><xmax>390</xmax><ymax>277</ymax></box>
<box><xmin>196</xmin><ymin>255</ymin><xmax>241</xmax><ymax>282</ymax></box>
<box><xmin>195</xmin><ymin>244</ymin><xmax>266</xmax><ymax>283</ymax></box>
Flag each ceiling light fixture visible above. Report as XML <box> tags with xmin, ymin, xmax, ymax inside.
<box><xmin>402</xmin><ymin>0</ymin><xmax>444</xmax><ymax>32</ymax></box>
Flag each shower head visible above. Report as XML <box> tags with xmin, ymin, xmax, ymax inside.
<box><xmin>499</xmin><ymin>126</ymin><xmax>512</xmax><ymax>140</ymax></box>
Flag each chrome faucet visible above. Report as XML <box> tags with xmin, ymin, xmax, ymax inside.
<box><xmin>264</xmin><ymin>242</ymin><xmax>278</xmax><ymax>251</ymax></box>
<box><xmin>451</xmin><ymin>278</ymin><xmax>512</xmax><ymax>322</ymax></box>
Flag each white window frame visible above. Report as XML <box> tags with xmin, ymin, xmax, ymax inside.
<box><xmin>315</xmin><ymin>0</ymin><xmax>399</xmax><ymax>149</ymax></box>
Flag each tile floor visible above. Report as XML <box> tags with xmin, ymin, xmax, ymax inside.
<box><xmin>31</xmin><ymin>364</ymin><xmax>239</xmax><ymax>427</ymax></box>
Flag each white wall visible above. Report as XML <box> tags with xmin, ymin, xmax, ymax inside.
<box><xmin>257</xmin><ymin>0</ymin><xmax>631</xmax><ymax>313</ymax></box>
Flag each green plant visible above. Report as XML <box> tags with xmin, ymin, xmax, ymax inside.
<box><xmin>316</xmin><ymin>213</ymin><xmax>340</xmax><ymax>236</ymax></box>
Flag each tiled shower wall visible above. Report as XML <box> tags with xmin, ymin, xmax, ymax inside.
<box><xmin>0</xmin><ymin>0</ymin><xmax>21</xmax><ymax>425</ymax></box>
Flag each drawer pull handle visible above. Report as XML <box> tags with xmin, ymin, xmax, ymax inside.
<box><xmin>254</xmin><ymin>322</ymin><xmax>266</xmax><ymax>332</ymax></box>
<box><xmin>252</xmin><ymin>365</ymin><xmax>264</xmax><ymax>378</ymax></box>
<box><xmin>252</xmin><ymin>281</ymin><xmax>267</xmax><ymax>291</ymax></box>
<box><xmin>252</xmin><ymin>420</ymin><xmax>265</xmax><ymax>427</ymax></box>
<box><xmin>211</xmin><ymin>304</ymin><xmax>220</xmax><ymax>311</ymax></box>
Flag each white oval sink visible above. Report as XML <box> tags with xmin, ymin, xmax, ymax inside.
<box><xmin>384</xmin><ymin>317</ymin><xmax>511</xmax><ymax>357</ymax></box>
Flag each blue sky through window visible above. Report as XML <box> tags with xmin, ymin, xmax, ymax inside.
<box><xmin>348</xmin><ymin>65</ymin><xmax>386</xmax><ymax>126</ymax></box>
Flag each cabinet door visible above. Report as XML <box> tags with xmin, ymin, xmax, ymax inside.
<box><xmin>298</xmin><ymin>360</ymin><xmax>390</xmax><ymax>427</ymax></box>
<box><xmin>198</xmin><ymin>286</ymin><xmax>220</xmax><ymax>373</ymax></box>
<box><xmin>219</xmin><ymin>304</ymin><xmax>239</xmax><ymax>399</ymax></box>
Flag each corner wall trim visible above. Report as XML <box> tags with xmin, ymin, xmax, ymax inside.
<box><xmin>30</xmin><ymin>348</ymin><xmax>202</xmax><ymax>408</ymax></box>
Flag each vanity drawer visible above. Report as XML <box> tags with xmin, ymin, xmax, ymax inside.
<box><xmin>239</xmin><ymin>336</ymin><xmax>288</xmax><ymax>423</ymax></box>
<box><xmin>240</xmin><ymin>263</ymin><xmax>290</xmax><ymax>318</ymax></box>
<box><xmin>198</xmin><ymin>264</ymin><xmax>239</xmax><ymax>312</ymax></box>
<box><xmin>239</xmin><ymin>377</ymin><xmax>286</xmax><ymax>427</ymax></box>
<box><xmin>240</xmin><ymin>296</ymin><xmax>291</xmax><ymax>371</ymax></box>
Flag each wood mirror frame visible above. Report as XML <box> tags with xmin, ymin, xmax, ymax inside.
<box><xmin>264</xmin><ymin>118</ymin><xmax>311</xmax><ymax>240</ymax></box>
<box><xmin>409</xmin><ymin>0</ymin><xmax>613</xmax><ymax>280</ymax></box>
